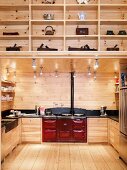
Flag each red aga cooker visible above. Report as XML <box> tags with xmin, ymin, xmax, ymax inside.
<box><xmin>42</xmin><ymin>118</ymin><xmax>87</xmax><ymax>142</ymax></box>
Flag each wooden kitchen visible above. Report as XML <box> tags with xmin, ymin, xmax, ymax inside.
<box><xmin>0</xmin><ymin>0</ymin><xmax>127</xmax><ymax>170</ymax></box>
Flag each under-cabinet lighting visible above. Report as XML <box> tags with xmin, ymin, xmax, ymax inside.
<box><xmin>32</xmin><ymin>59</ymin><xmax>36</xmax><ymax>69</ymax></box>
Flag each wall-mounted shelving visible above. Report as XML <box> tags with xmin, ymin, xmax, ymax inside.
<box><xmin>1</xmin><ymin>81</ymin><xmax>16</xmax><ymax>111</ymax></box>
<box><xmin>0</xmin><ymin>0</ymin><xmax>127</xmax><ymax>53</ymax></box>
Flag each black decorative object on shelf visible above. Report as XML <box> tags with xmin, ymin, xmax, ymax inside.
<box><xmin>37</xmin><ymin>43</ymin><xmax>58</xmax><ymax>51</ymax></box>
<box><xmin>76</xmin><ymin>0</ymin><xmax>90</xmax><ymax>4</ymax></box>
<box><xmin>76</xmin><ymin>27</ymin><xmax>89</xmax><ymax>35</ymax></box>
<box><xmin>107</xmin><ymin>44</ymin><xmax>119</xmax><ymax>51</ymax></box>
<box><xmin>118</xmin><ymin>30</ymin><xmax>127</xmax><ymax>35</ymax></box>
<box><xmin>106</xmin><ymin>30</ymin><xmax>115</xmax><ymax>35</ymax></box>
<box><xmin>42</xmin><ymin>0</ymin><xmax>55</xmax><ymax>4</ymax></box>
<box><xmin>68</xmin><ymin>44</ymin><xmax>97</xmax><ymax>51</ymax></box>
<box><xmin>3</xmin><ymin>32</ymin><xmax>19</xmax><ymax>35</ymax></box>
<box><xmin>42</xmin><ymin>26</ymin><xmax>55</xmax><ymax>35</ymax></box>
<box><xmin>43</xmin><ymin>14</ymin><xmax>54</xmax><ymax>20</ymax></box>
<box><xmin>6</xmin><ymin>44</ymin><xmax>22</xmax><ymax>51</ymax></box>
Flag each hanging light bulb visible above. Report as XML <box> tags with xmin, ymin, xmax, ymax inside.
<box><xmin>114</xmin><ymin>72</ymin><xmax>117</xmax><ymax>79</ymax></box>
<box><xmin>55</xmin><ymin>70</ymin><xmax>59</xmax><ymax>78</ymax></box>
<box><xmin>13</xmin><ymin>71</ymin><xmax>16</xmax><ymax>79</ymax></box>
<box><xmin>32</xmin><ymin>59</ymin><xmax>36</xmax><ymax>69</ymax></box>
<box><xmin>40</xmin><ymin>66</ymin><xmax>43</xmax><ymax>76</ymax></box>
<box><xmin>94</xmin><ymin>71</ymin><xmax>97</xmax><ymax>80</ymax></box>
<box><xmin>88</xmin><ymin>66</ymin><xmax>91</xmax><ymax>76</ymax></box>
<box><xmin>73</xmin><ymin>72</ymin><xmax>76</xmax><ymax>78</ymax></box>
<box><xmin>6</xmin><ymin>67</ymin><xmax>10</xmax><ymax>76</ymax></box>
<box><xmin>94</xmin><ymin>58</ymin><xmax>99</xmax><ymax>69</ymax></box>
<box><xmin>34</xmin><ymin>71</ymin><xmax>37</xmax><ymax>79</ymax></box>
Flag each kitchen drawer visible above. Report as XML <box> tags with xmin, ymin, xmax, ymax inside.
<box><xmin>73</xmin><ymin>130</ymin><xmax>86</xmax><ymax>141</ymax></box>
<box><xmin>43</xmin><ymin>119</ymin><xmax>57</xmax><ymax>129</ymax></box>
<box><xmin>72</xmin><ymin>119</ymin><xmax>86</xmax><ymax>130</ymax></box>
<box><xmin>22</xmin><ymin>118</ymin><xmax>41</xmax><ymax>125</ymax></box>
<box><xmin>58</xmin><ymin>119</ymin><xmax>72</xmax><ymax>130</ymax></box>
<box><xmin>110</xmin><ymin>119</ymin><xmax>119</xmax><ymax>130</ymax></box>
<box><xmin>43</xmin><ymin>130</ymin><xmax>57</xmax><ymax>142</ymax></box>
<box><xmin>88</xmin><ymin>118</ymin><xmax>108</xmax><ymax>127</ymax></box>
<box><xmin>58</xmin><ymin>130</ymin><xmax>72</xmax><ymax>141</ymax></box>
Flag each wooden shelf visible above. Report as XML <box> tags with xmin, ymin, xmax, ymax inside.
<box><xmin>0</xmin><ymin>5</ymin><xmax>29</xmax><ymax>9</ymax></box>
<box><xmin>1</xmin><ymin>100</ymin><xmax>13</xmax><ymax>103</ymax></box>
<box><xmin>0</xmin><ymin>35</ymin><xmax>29</xmax><ymax>40</ymax></box>
<box><xmin>115</xmin><ymin>92</ymin><xmax>119</xmax><ymax>94</ymax></box>
<box><xmin>0</xmin><ymin>0</ymin><xmax>127</xmax><ymax>54</ymax></box>
<box><xmin>1</xmin><ymin>81</ymin><xmax>15</xmax><ymax>87</ymax></box>
<box><xmin>66</xmin><ymin>20</ymin><xmax>98</xmax><ymax>25</ymax></box>
<box><xmin>32</xmin><ymin>35</ymin><xmax>64</xmax><ymax>39</ymax></box>
<box><xmin>66</xmin><ymin>4</ymin><xmax>98</xmax><ymax>10</ymax></box>
<box><xmin>2</xmin><ymin>91</ymin><xmax>15</xmax><ymax>93</ymax></box>
<box><xmin>101</xmin><ymin>35</ymin><xmax>127</xmax><ymax>39</ymax></box>
<box><xmin>31</xmin><ymin>20</ymin><xmax>64</xmax><ymax>25</ymax></box>
<box><xmin>66</xmin><ymin>35</ymin><xmax>98</xmax><ymax>40</ymax></box>
<box><xmin>31</xmin><ymin>4</ymin><xmax>64</xmax><ymax>9</ymax></box>
<box><xmin>0</xmin><ymin>20</ymin><xmax>29</xmax><ymax>25</ymax></box>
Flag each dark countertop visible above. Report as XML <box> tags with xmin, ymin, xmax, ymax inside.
<box><xmin>2</xmin><ymin>114</ymin><xmax>119</xmax><ymax>122</ymax></box>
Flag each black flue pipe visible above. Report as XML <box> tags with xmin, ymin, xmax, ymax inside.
<box><xmin>70</xmin><ymin>72</ymin><xmax>75</xmax><ymax>115</ymax></box>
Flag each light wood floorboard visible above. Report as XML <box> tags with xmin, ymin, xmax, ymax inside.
<box><xmin>2</xmin><ymin>143</ymin><xmax>127</xmax><ymax>170</ymax></box>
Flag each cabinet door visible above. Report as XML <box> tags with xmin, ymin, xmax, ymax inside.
<box><xmin>72</xmin><ymin>119</ymin><xmax>86</xmax><ymax>130</ymax></box>
<box><xmin>88</xmin><ymin>118</ymin><xmax>108</xmax><ymax>143</ymax></box>
<box><xmin>59</xmin><ymin>130</ymin><xmax>72</xmax><ymax>141</ymax></box>
<box><xmin>58</xmin><ymin>119</ymin><xmax>72</xmax><ymax>130</ymax></box>
<box><xmin>22</xmin><ymin>118</ymin><xmax>41</xmax><ymax>143</ymax></box>
<box><xmin>43</xmin><ymin>119</ymin><xmax>56</xmax><ymax>129</ymax></box>
<box><xmin>73</xmin><ymin>130</ymin><xmax>86</xmax><ymax>142</ymax></box>
<box><xmin>43</xmin><ymin>130</ymin><xmax>57</xmax><ymax>142</ymax></box>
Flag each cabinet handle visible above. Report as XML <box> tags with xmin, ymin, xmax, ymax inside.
<box><xmin>64</xmin><ymin>123</ymin><xmax>67</xmax><ymax>126</ymax></box>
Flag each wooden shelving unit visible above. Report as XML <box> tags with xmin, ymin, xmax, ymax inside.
<box><xmin>0</xmin><ymin>0</ymin><xmax>127</xmax><ymax>54</ymax></box>
<box><xmin>1</xmin><ymin>81</ymin><xmax>15</xmax><ymax>111</ymax></box>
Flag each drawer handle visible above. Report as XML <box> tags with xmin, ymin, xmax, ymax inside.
<box><xmin>64</xmin><ymin>123</ymin><xmax>67</xmax><ymax>126</ymax></box>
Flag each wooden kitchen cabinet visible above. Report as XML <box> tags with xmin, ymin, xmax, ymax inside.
<box><xmin>88</xmin><ymin>118</ymin><xmax>108</xmax><ymax>143</ymax></box>
<box><xmin>108</xmin><ymin>119</ymin><xmax>119</xmax><ymax>152</ymax></box>
<box><xmin>2</xmin><ymin>119</ymin><xmax>21</xmax><ymax>158</ymax></box>
<box><xmin>21</xmin><ymin>118</ymin><xmax>41</xmax><ymax>143</ymax></box>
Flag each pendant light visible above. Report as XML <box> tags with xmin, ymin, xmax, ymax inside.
<box><xmin>55</xmin><ymin>70</ymin><xmax>59</xmax><ymax>78</ymax></box>
<box><xmin>6</xmin><ymin>67</ymin><xmax>10</xmax><ymax>76</ymax></box>
<box><xmin>94</xmin><ymin>71</ymin><xmax>96</xmax><ymax>80</ymax></box>
<box><xmin>94</xmin><ymin>58</ymin><xmax>99</xmax><ymax>69</ymax></box>
<box><xmin>40</xmin><ymin>66</ymin><xmax>43</xmax><ymax>76</ymax></box>
<box><xmin>34</xmin><ymin>71</ymin><xmax>37</xmax><ymax>79</ymax></box>
<box><xmin>88</xmin><ymin>66</ymin><xmax>91</xmax><ymax>76</ymax></box>
<box><xmin>32</xmin><ymin>59</ymin><xmax>36</xmax><ymax>69</ymax></box>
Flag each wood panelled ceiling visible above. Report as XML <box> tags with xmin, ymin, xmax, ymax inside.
<box><xmin>1</xmin><ymin>58</ymin><xmax>127</xmax><ymax>74</ymax></box>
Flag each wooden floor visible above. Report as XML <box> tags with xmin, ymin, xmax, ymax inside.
<box><xmin>2</xmin><ymin>143</ymin><xmax>127</xmax><ymax>170</ymax></box>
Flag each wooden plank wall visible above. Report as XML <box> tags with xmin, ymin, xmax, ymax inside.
<box><xmin>13</xmin><ymin>72</ymin><xmax>117</xmax><ymax>110</ymax></box>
